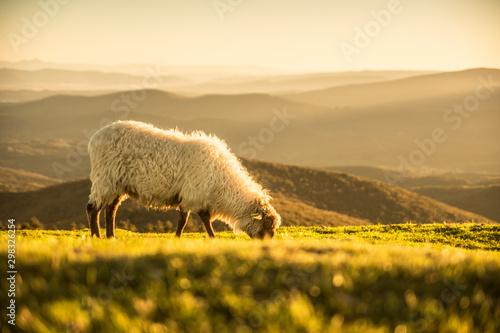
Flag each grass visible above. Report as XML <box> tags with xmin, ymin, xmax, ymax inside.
<box><xmin>1</xmin><ymin>224</ymin><xmax>500</xmax><ymax>332</ymax></box>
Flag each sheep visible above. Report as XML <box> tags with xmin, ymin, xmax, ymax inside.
<box><xmin>86</xmin><ymin>120</ymin><xmax>281</xmax><ymax>239</ymax></box>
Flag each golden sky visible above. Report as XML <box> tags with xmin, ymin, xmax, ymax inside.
<box><xmin>1</xmin><ymin>0</ymin><xmax>499</xmax><ymax>71</ymax></box>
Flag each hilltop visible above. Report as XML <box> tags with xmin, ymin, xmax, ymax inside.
<box><xmin>327</xmin><ymin>165</ymin><xmax>500</xmax><ymax>222</ymax></box>
<box><xmin>285</xmin><ymin>68</ymin><xmax>500</xmax><ymax>108</ymax></box>
<box><xmin>0</xmin><ymin>159</ymin><xmax>491</xmax><ymax>231</ymax></box>
<box><xmin>0</xmin><ymin>166</ymin><xmax>60</xmax><ymax>192</ymax></box>
<box><xmin>413</xmin><ymin>185</ymin><xmax>500</xmax><ymax>223</ymax></box>
<box><xmin>241</xmin><ymin>159</ymin><xmax>491</xmax><ymax>225</ymax></box>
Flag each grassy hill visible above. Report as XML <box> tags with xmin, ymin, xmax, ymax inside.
<box><xmin>0</xmin><ymin>159</ymin><xmax>491</xmax><ymax>231</ymax></box>
<box><xmin>327</xmin><ymin>166</ymin><xmax>500</xmax><ymax>222</ymax></box>
<box><xmin>1</xmin><ymin>225</ymin><xmax>499</xmax><ymax>332</ymax></box>
<box><xmin>0</xmin><ymin>138</ymin><xmax>85</xmax><ymax>180</ymax></box>
<box><xmin>241</xmin><ymin>159</ymin><xmax>491</xmax><ymax>225</ymax></box>
<box><xmin>0</xmin><ymin>176</ymin><xmax>370</xmax><ymax>231</ymax></box>
<box><xmin>327</xmin><ymin>166</ymin><xmax>500</xmax><ymax>188</ymax></box>
<box><xmin>412</xmin><ymin>185</ymin><xmax>500</xmax><ymax>223</ymax></box>
<box><xmin>0</xmin><ymin>166</ymin><xmax>60</xmax><ymax>192</ymax></box>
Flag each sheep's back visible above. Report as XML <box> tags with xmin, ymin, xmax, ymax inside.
<box><xmin>88</xmin><ymin>121</ymin><xmax>259</xmax><ymax>212</ymax></box>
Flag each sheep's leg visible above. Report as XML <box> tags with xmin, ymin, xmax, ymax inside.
<box><xmin>198</xmin><ymin>210</ymin><xmax>216</xmax><ymax>238</ymax></box>
<box><xmin>87</xmin><ymin>202</ymin><xmax>102</xmax><ymax>238</ymax></box>
<box><xmin>175</xmin><ymin>207</ymin><xmax>190</xmax><ymax>238</ymax></box>
<box><xmin>105</xmin><ymin>196</ymin><xmax>121</xmax><ymax>238</ymax></box>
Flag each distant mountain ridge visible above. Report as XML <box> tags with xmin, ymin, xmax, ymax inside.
<box><xmin>284</xmin><ymin>68</ymin><xmax>500</xmax><ymax>108</ymax></box>
<box><xmin>0</xmin><ymin>68</ymin><xmax>190</xmax><ymax>91</ymax></box>
<box><xmin>0</xmin><ymin>59</ymin><xmax>302</xmax><ymax>77</ymax></box>
<box><xmin>2</xmin><ymin>68</ymin><xmax>499</xmax><ymax>173</ymax></box>
<box><xmin>0</xmin><ymin>61</ymin><xmax>437</xmax><ymax>100</ymax></box>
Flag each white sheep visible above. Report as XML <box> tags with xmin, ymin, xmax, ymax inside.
<box><xmin>86</xmin><ymin>120</ymin><xmax>281</xmax><ymax>239</ymax></box>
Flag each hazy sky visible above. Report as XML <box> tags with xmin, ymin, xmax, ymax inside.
<box><xmin>1</xmin><ymin>0</ymin><xmax>499</xmax><ymax>71</ymax></box>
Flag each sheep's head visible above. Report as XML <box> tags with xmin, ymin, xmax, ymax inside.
<box><xmin>243</xmin><ymin>204</ymin><xmax>281</xmax><ymax>239</ymax></box>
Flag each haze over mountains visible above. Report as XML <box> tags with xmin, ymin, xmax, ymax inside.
<box><xmin>0</xmin><ymin>59</ymin><xmax>302</xmax><ymax>78</ymax></box>
<box><xmin>285</xmin><ymin>68</ymin><xmax>500</xmax><ymax>108</ymax></box>
<box><xmin>0</xmin><ymin>61</ymin><xmax>434</xmax><ymax>102</ymax></box>
<box><xmin>0</xmin><ymin>60</ymin><xmax>498</xmax><ymax>229</ymax></box>
<box><xmin>1</xmin><ymin>66</ymin><xmax>499</xmax><ymax>173</ymax></box>
<box><xmin>0</xmin><ymin>68</ymin><xmax>190</xmax><ymax>92</ymax></box>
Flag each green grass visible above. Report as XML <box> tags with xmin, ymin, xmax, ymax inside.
<box><xmin>1</xmin><ymin>224</ymin><xmax>500</xmax><ymax>332</ymax></box>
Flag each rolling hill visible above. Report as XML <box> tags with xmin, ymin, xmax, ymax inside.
<box><xmin>0</xmin><ymin>61</ymin><xmax>434</xmax><ymax>96</ymax></box>
<box><xmin>327</xmin><ymin>166</ymin><xmax>500</xmax><ymax>188</ymax></box>
<box><xmin>241</xmin><ymin>159</ymin><xmax>491</xmax><ymax>225</ymax></box>
<box><xmin>1</xmin><ymin>68</ymin><xmax>500</xmax><ymax>174</ymax></box>
<box><xmin>326</xmin><ymin>166</ymin><xmax>500</xmax><ymax>222</ymax></box>
<box><xmin>284</xmin><ymin>68</ymin><xmax>500</xmax><ymax>108</ymax></box>
<box><xmin>0</xmin><ymin>89</ymin><xmax>322</xmax><ymax>142</ymax></box>
<box><xmin>0</xmin><ymin>166</ymin><xmax>60</xmax><ymax>192</ymax></box>
<box><xmin>173</xmin><ymin>70</ymin><xmax>435</xmax><ymax>95</ymax></box>
<box><xmin>1</xmin><ymin>67</ymin><xmax>499</xmax><ymax>187</ymax></box>
<box><xmin>0</xmin><ymin>159</ymin><xmax>491</xmax><ymax>232</ymax></box>
<box><xmin>412</xmin><ymin>185</ymin><xmax>500</xmax><ymax>222</ymax></box>
<box><xmin>0</xmin><ymin>89</ymin><xmax>118</xmax><ymax>104</ymax></box>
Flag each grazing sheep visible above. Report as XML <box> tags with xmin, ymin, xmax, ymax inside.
<box><xmin>86</xmin><ymin>120</ymin><xmax>281</xmax><ymax>239</ymax></box>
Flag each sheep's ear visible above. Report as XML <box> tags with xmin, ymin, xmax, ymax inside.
<box><xmin>251</xmin><ymin>213</ymin><xmax>262</xmax><ymax>220</ymax></box>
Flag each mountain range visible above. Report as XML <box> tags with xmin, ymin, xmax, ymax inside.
<box><xmin>1</xmin><ymin>68</ymin><xmax>499</xmax><ymax>173</ymax></box>
<box><xmin>0</xmin><ymin>64</ymin><xmax>498</xmax><ymax>231</ymax></box>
